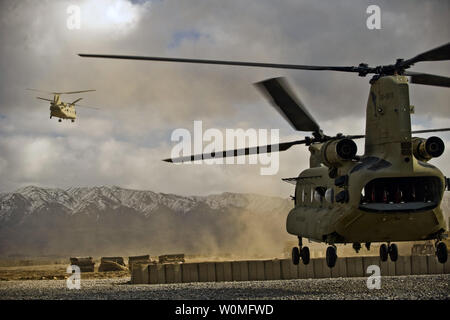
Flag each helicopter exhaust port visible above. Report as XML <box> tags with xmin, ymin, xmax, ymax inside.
<box><xmin>359</xmin><ymin>176</ymin><xmax>442</xmax><ymax>212</ymax></box>
<box><xmin>412</xmin><ymin>136</ymin><xmax>445</xmax><ymax>162</ymax></box>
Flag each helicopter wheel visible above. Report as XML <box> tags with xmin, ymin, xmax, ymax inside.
<box><xmin>58</xmin><ymin>119</ymin><xmax>62</xmax><ymax>122</ymax></box>
<box><xmin>436</xmin><ymin>242</ymin><xmax>448</xmax><ymax>264</ymax></box>
<box><xmin>379</xmin><ymin>244</ymin><xmax>388</xmax><ymax>262</ymax></box>
<box><xmin>300</xmin><ymin>246</ymin><xmax>310</xmax><ymax>265</ymax></box>
<box><xmin>71</xmin><ymin>120</ymin><xmax>74</xmax><ymax>123</ymax></box>
<box><xmin>388</xmin><ymin>243</ymin><xmax>398</xmax><ymax>262</ymax></box>
<box><xmin>292</xmin><ymin>247</ymin><xmax>300</xmax><ymax>265</ymax></box>
<box><xmin>326</xmin><ymin>246</ymin><xmax>337</xmax><ymax>268</ymax></box>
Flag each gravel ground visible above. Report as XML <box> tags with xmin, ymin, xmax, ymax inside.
<box><xmin>0</xmin><ymin>274</ymin><xmax>448</xmax><ymax>300</ymax></box>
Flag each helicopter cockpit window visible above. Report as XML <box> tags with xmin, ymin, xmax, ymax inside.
<box><xmin>359</xmin><ymin>176</ymin><xmax>441</xmax><ymax>212</ymax></box>
<box><xmin>325</xmin><ymin>188</ymin><xmax>334</xmax><ymax>203</ymax></box>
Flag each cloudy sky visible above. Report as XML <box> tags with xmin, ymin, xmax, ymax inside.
<box><xmin>0</xmin><ymin>0</ymin><xmax>449</xmax><ymax>197</ymax></box>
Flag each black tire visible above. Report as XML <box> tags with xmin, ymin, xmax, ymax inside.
<box><xmin>326</xmin><ymin>246</ymin><xmax>337</xmax><ymax>268</ymax></box>
<box><xmin>388</xmin><ymin>243</ymin><xmax>398</xmax><ymax>262</ymax></box>
<box><xmin>436</xmin><ymin>242</ymin><xmax>448</xmax><ymax>264</ymax></box>
<box><xmin>380</xmin><ymin>244</ymin><xmax>388</xmax><ymax>262</ymax></box>
<box><xmin>292</xmin><ymin>247</ymin><xmax>300</xmax><ymax>265</ymax></box>
<box><xmin>301</xmin><ymin>246</ymin><xmax>310</xmax><ymax>265</ymax></box>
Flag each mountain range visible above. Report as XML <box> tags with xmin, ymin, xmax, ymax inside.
<box><xmin>0</xmin><ymin>186</ymin><xmax>293</xmax><ymax>258</ymax></box>
<box><xmin>1</xmin><ymin>186</ymin><xmax>449</xmax><ymax>259</ymax></box>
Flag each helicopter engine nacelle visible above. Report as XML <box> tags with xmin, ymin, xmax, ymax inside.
<box><xmin>412</xmin><ymin>136</ymin><xmax>445</xmax><ymax>162</ymax></box>
<box><xmin>321</xmin><ymin>138</ymin><xmax>357</xmax><ymax>167</ymax></box>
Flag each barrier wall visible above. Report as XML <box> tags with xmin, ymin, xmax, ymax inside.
<box><xmin>132</xmin><ymin>255</ymin><xmax>450</xmax><ymax>284</ymax></box>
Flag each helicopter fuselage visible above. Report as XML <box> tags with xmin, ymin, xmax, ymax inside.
<box><xmin>286</xmin><ymin>75</ymin><xmax>447</xmax><ymax>245</ymax></box>
<box><xmin>50</xmin><ymin>102</ymin><xmax>76</xmax><ymax>120</ymax></box>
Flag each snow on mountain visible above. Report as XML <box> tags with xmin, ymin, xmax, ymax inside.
<box><xmin>0</xmin><ymin>185</ymin><xmax>290</xmax><ymax>221</ymax></box>
<box><xmin>0</xmin><ymin>186</ymin><xmax>293</xmax><ymax>257</ymax></box>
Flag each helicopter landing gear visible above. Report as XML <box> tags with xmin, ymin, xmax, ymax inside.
<box><xmin>326</xmin><ymin>245</ymin><xmax>337</xmax><ymax>268</ymax></box>
<box><xmin>388</xmin><ymin>243</ymin><xmax>398</xmax><ymax>262</ymax></box>
<box><xmin>292</xmin><ymin>247</ymin><xmax>300</xmax><ymax>265</ymax></box>
<box><xmin>58</xmin><ymin>119</ymin><xmax>62</xmax><ymax>122</ymax></box>
<box><xmin>50</xmin><ymin>115</ymin><xmax>52</xmax><ymax>119</ymax></box>
<box><xmin>300</xmin><ymin>246</ymin><xmax>310</xmax><ymax>265</ymax></box>
<box><xmin>435</xmin><ymin>241</ymin><xmax>448</xmax><ymax>264</ymax></box>
<box><xmin>292</xmin><ymin>237</ymin><xmax>310</xmax><ymax>265</ymax></box>
<box><xmin>380</xmin><ymin>243</ymin><xmax>398</xmax><ymax>262</ymax></box>
<box><xmin>379</xmin><ymin>244</ymin><xmax>388</xmax><ymax>262</ymax></box>
<box><xmin>71</xmin><ymin>119</ymin><xmax>74</xmax><ymax>123</ymax></box>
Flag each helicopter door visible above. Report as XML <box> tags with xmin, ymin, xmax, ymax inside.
<box><xmin>359</xmin><ymin>176</ymin><xmax>441</xmax><ymax>212</ymax></box>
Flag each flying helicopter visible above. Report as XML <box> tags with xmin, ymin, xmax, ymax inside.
<box><xmin>79</xmin><ymin>42</ymin><xmax>450</xmax><ymax>268</ymax></box>
<box><xmin>26</xmin><ymin>89</ymin><xmax>97</xmax><ymax>122</ymax></box>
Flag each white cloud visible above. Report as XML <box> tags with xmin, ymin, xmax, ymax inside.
<box><xmin>0</xmin><ymin>0</ymin><xmax>449</xmax><ymax>196</ymax></box>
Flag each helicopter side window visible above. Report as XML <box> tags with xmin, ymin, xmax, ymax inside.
<box><xmin>303</xmin><ymin>188</ymin><xmax>308</xmax><ymax>204</ymax></box>
<box><xmin>325</xmin><ymin>188</ymin><xmax>334</xmax><ymax>203</ymax></box>
<box><xmin>314</xmin><ymin>187</ymin><xmax>326</xmax><ymax>204</ymax></box>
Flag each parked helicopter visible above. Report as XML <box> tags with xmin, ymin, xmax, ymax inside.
<box><xmin>79</xmin><ymin>42</ymin><xmax>450</xmax><ymax>267</ymax></box>
<box><xmin>27</xmin><ymin>89</ymin><xmax>97</xmax><ymax>122</ymax></box>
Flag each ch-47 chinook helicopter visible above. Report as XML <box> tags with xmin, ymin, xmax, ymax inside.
<box><xmin>26</xmin><ymin>89</ymin><xmax>97</xmax><ymax>122</ymax></box>
<box><xmin>79</xmin><ymin>42</ymin><xmax>450</xmax><ymax>268</ymax></box>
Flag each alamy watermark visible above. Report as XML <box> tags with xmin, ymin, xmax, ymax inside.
<box><xmin>67</xmin><ymin>5</ymin><xmax>81</xmax><ymax>30</ymax></box>
<box><xmin>66</xmin><ymin>265</ymin><xmax>81</xmax><ymax>289</ymax></box>
<box><xmin>366</xmin><ymin>265</ymin><xmax>381</xmax><ymax>289</ymax></box>
<box><xmin>366</xmin><ymin>5</ymin><xmax>381</xmax><ymax>30</ymax></box>
<box><xmin>170</xmin><ymin>121</ymin><xmax>280</xmax><ymax>175</ymax></box>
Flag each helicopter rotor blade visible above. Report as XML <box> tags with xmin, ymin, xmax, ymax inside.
<box><xmin>71</xmin><ymin>98</ymin><xmax>83</xmax><ymax>105</ymax></box>
<box><xmin>163</xmin><ymin>139</ymin><xmax>306</xmax><ymax>163</ymax></box>
<box><xmin>400</xmin><ymin>42</ymin><xmax>450</xmax><ymax>68</ymax></box>
<box><xmin>36</xmin><ymin>97</ymin><xmax>53</xmax><ymax>102</ymax></box>
<box><xmin>27</xmin><ymin>88</ymin><xmax>95</xmax><ymax>95</ymax></box>
<box><xmin>79</xmin><ymin>53</ymin><xmax>362</xmax><ymax>73</ymax></box>
<box><xmin>404</xmin><ymin>71</ymin><xmax>450</xmax><ymax>88</ymax></box>
<box><xmin>53</xmin><ymin>90</ymin><xmax>96</xmax><ymax>95</ymax></box>
<box><xmin>27</xmin><ymin>88</ymin><xmax>54</xmax><ymax>94</ymax></box>
<box><xmin>256</xmin><ymin>77</ymin><xmax>321</xmax><ymax>133</ymax></box>
<box><xmin>411</xmin><ymin>128</ymin><xmax>450</xmax><ymax>134</ymax></box>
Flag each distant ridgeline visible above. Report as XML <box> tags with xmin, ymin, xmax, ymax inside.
<box><xmin>0</xmin><ymin>186</ymin><xmax>292</xmax><ymax>257</ymax></box>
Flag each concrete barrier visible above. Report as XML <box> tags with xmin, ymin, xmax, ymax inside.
<box><xmin>130</xmin><ymin>254</ymin><xmax>447</xmax><ymax>284</ymax></box>
<box><xmin>426</xmin><ymin>255</ymin><xmax>444</xmax><ymax>274</ymax></box>
<box><xmin>331</xmin><ymin>257</ymin><xmax>348</xmax><ymax>278</ymax></box>
<box><xmin>395</xmin><ymin>256</ymin><xmax>412</xmax><ymax>276</ymax></box>
<box><xmin>272</xmin><ymin>260</ymin><xmax>281</xmax><ymax>280</ymax></box>
<box><xmin>128</xmin><ymin>255</ymin><xmax>151</xmax><ymax>273</ymax></box>
<box><xmin>380</xmin><ymin>259</ymin><xmax>396</xmax><ymax>276</ymax></box>
<box><xmin>304</xmin><ymin>260</ymin><xmax>315</xmax><ymax>279</ymax></box>
<box><xmin>263</xmin><ymin>260</ymin><xmax>281</xmax><ymax>280</ymax></box>
<box><xmin>198</xmin><ymin>262</ymin><xmax>216</xmax><ymax>282</ymax></box>
<box><xmin>313</xmin><ymin>259</ymin><xmax>331</xmax><ymax>278</ymax></box>
<box><xmin>215</xmin><ymin>262</ymin><xmax>233</xmax><ymax>282</ymax></box>
<box><xmin>280</xmin><ymin>259</ymin><xmax>298</xmax><ymax>280</ymax></box>
<box><xmin>445</xmin><ymin>258</ymin><xmax>450</xmax><ymax>274</ymax></box>
<box><xmin>248</xmin><ymin>260</ymin><xmax>265</xmax><ymax>281</ymax></box>
<box><xmin>411</xmin><ymin>255</ymin><xmax>428</xmax><ymax>275</ymax></box>
<box><xmin>149</xmin><ymin>263</ymin><xmax>166</xmax><ymax>284</ymax></box>
<box><xmin>131</xmin><ymin>263</ymin><xmax>148</xmax><ymax>284</ymax></box>
<box><xmin>165</xmin><ymin>263</ymin><xmax>182</xmax><ymax>283</ymax></box>
<box><xmin>182</xmin><ymin>263</ymin><xmax>199</xmax><ymax>283</ymax></box>
<box><xmin>231</xmin><ymin>261</ymin><xmax>249</xmax><ymax>281</ymax></box>
<box><xmin>346</xmin><ymin>257</ymin><xmax>364</xmax><ymax>277</ymax></box>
